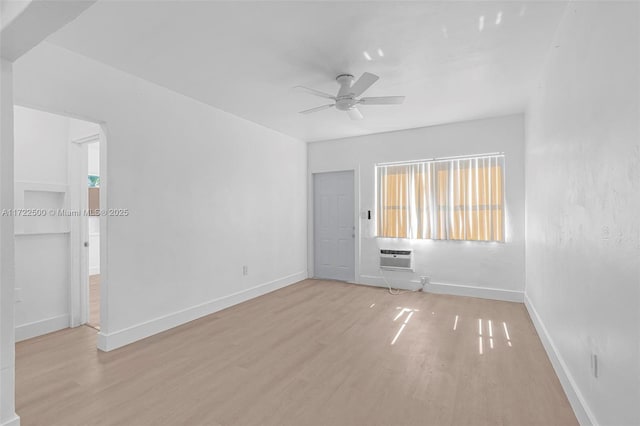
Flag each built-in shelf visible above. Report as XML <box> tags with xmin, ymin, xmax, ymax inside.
<box><xmin>14</xmin><ymin>180</ymin><xmax>70</xmax><ymax>235</ymax></box>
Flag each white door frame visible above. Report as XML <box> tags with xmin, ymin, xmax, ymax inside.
<box><xmin>309</xmin><ymin>168</ymin><xmax>359</xmax><ymax>282</ymax></box>
<box><xmin>69</xmin><ymin>125</ymin><xmax>108</xmax><ymax>339</ymax></box>
<box><xmin>69</xmin><ymin>132</ymin><xmax>99</xmax><ymax>326</ymax></box>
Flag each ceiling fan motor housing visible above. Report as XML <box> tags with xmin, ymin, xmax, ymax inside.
<box><xmin>335</xmin><ymin>74</ymin><xmax>358</xmax><ymax>111</ymax></box>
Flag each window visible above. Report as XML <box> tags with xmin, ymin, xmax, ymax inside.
<box><xmin>376</xmin><ymin>154</ymin><xmax>505</xmax><ymax>242</ymax></box>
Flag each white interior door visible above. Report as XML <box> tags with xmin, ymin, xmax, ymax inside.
<box><xmin>313</xmin><ymin>171</ymin><xmax>355</xmax><ymax>282</ymax></box>
<box><xmin>69</xmin><ymin>138</ymin><xmax>89</xmax><ymax>326</ymax></box>
<box><xmin>70</xmin><ymin>132</ymin><xmax>99</xmax><ymax>327</ymax></box>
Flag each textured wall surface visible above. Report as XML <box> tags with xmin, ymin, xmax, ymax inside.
<box><xmin>526</xmin><ymin>2</ymin><xmax>640</xmax><ymax>424</ymax></box>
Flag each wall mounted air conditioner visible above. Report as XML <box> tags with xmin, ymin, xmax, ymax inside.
<box><xmin>379</xmin><ymin>249</ymin><xmax>413</xmax><ymax>271</ymax></box>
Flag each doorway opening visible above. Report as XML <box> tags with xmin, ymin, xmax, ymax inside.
<box><xmin>13</xmin><ymin>105</ymin><xmax>107</xmax><ymax>342</ymax></box>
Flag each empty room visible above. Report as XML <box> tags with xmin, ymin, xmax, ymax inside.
<box><xmin>0</xmin><ymin>1</ymin><xmax>638</xmax><ymax>425</ymax></box>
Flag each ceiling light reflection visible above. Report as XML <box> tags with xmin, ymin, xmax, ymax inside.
<box><xmin>502</xmin><ymin>322</ymin><xmax>511</xmax><ymax>340</ymax></box>
<box><xmin>503</xmin><ymin>322</ymin><xmax>513</xmax><ymax>347</ymax></box>
<box><xmin>391</xmin><ymin>324</ymin><xmax>406</xmax><ymax>345</ymax></box>
<box><xmin>404</xmin><ymin>312</ymin><xmax>414</xmax><ymax>324</ymax></box>
<box><xmin>363</xmin><ymin>51</ymin><xmax>372</xmax><ymax>61</ymax></box>
<box><xmin>394</xmin><ymin>308</ymin><xmax>408</xmax><ymax>321</ymax></box>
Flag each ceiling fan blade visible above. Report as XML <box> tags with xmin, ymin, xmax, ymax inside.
<box><xmin>359</xmin><ymin>96</ymin><xmax>405</xmax><ymax>105</ymax></box>
<box><xmin>294</xmin><ymin>86</ymin><xmax>336</xmax><ymax>100</ymax></box>
<box><xmin>350</xmin><ymin>72</ymin><xmax>379</xmax><ymax>97</ymax></box>
<box><xmin>347</xmin><ymin>107</ymin><xmax>364</xmax><ymax>120</ymax></box>
<box><xmin>299</xmin><ymin>104</ymin><xmax>335</xmax><ymax>114</ymax></box>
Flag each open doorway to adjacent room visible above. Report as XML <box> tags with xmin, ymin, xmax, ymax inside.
<box><xmin>13</xmin><ymin>105</ymin><xmax>106</xmax><ymax>340</ymax></box>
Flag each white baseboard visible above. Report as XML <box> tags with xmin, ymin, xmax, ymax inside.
<box><xmin>0</xmin><ymin>416</ymin><xmax>20</xmax><ymax>426</ymax></box>
<box><xmin>424</xmin><ymin>281</ymin><xmax>524</xmax><ymax>302</ymax></box>
<box><xmin>97</xmin><ymin>271</ymin><xmax>307</xmax><ymax>352</ymax></box>
<box><xmin>357</xmin><ymin>276</ymin><xmax>523</xmax><ymax>302</ymax></box>
<box><xmin>524</xmin><ymin>293</ymin><xmax>597</xmax><ymax>426</ymax></box>
<box><xmin>15</xmin><ymin>314</ymin><xmax>69</xmax><ymax>342</ymax></box>
<box><xmin>358</xmin><ymin>274</ymin><xmax>422</xmax><ymax>291</ymax></box>
<box><xmin>0</xmin><ymin>365</ymin><xmax>20</xmax><ymax>426</ymax></box>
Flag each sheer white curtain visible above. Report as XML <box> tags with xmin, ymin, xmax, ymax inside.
<box><xmin>377</xmin><ymin>155</ymin><xmax>505</xmax><ymax>241</ymax></box>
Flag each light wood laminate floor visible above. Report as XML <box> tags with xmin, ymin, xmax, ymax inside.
<box><xmin>88</xmin><ymin>274</ymin><xmax>100</xmax><ymax>329</ymax></box>
<box><xmin>16</xmin><ymin>279</ymin><xmax>577</xmax><ymax>426</ymax></box>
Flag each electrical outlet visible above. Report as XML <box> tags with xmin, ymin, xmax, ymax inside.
<box><xmin>242</xmin><ymin>265</ymin><xmax>248</xmax><ymax>276</ymax></box>
<box><xmin>420</xmin><ymin>276</ymin><xmax>430</xmax><ymax>285</ymax></box>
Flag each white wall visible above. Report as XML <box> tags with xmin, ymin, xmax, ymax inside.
<box><xmin>0</xmin><ymin>0</ymin><xmax>30</xmax><ymax>28</ymax></box>
<box><xmin>0</xmin><ymin>57</ymin><xmax>20</xmax><ymax>426</ymax></box>
<box><xmin>70</xmin><ymin>117</ymin><xmax>100</xmax><ymax>143</ymax></box>
<box><xmin>14</xmin><ymin>42</ymin><xmax>307</xmax><ymax>350</ymax></box>
<box><xmin>13</xmin><ymin>106</ymin><xmax>71</xmax><ymax>341</ymax></box>
<box><xmin>525</xmin><ymin>2</ymin><xmax>639</xmax><ymax>425</ymax></box>
<box><xmin>308</xmin><ymin>115</ymin><xmax>525</xmax><ymax>301</ymax></box>
<box><xmin>14</xmin><ymin>106</ymin><xmax>68</xmax><ymax>183</ymax></box>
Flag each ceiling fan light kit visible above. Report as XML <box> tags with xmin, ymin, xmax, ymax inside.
<box><xmin>296</xmin><ymin>72</ymin><xmax>405</xmax><ymax>120</ymax></box>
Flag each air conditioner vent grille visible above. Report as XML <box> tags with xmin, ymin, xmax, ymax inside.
<box><xmin>379</xmin><ymin>249</ymin><xmax>413</xmax><ymax>271</ymax></box>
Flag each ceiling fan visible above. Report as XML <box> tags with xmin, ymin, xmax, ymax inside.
<box><xmin>295</xmin><ymin>72</ymin><xmax>405</xmax><ymax>120</ymax></box>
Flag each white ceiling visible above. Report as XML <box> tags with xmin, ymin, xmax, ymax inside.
<box><xmin>47</xmin><ymin>1</ymin><xmax>567</xmax><ymax>142</ymax></box>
